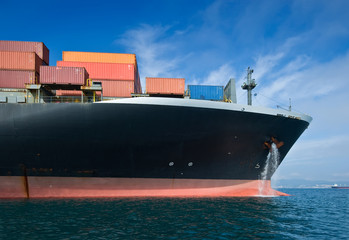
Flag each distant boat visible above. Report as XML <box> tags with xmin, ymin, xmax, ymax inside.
<box><xmin>331</xmin><ymin>184</ymin><xmax>349</xmax><ymax>189</ymax></box>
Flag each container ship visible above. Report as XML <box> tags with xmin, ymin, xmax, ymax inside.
<box><xmin>0</xmin><ymin>40</ymin><xmax>312</xmax><ymax>198</ymax></box>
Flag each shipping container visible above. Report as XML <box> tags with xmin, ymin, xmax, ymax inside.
<box><xmin>56</xmin><ymin>90</ymin><xmax>82</xmax><ymax>96</ymax></box>
<box><xmin>62</xmin><ymin>51</ymin><xmax>136</xmax><ymax>65</ymax></box>
<box><xmin>146</xmin><ymin>77</ymin><xmax>185</xmax><ymax>95</ymax></box>
<box><xmin>188</xmin><ymin>85</ymin><xmax>224</xmax><ymax>101</ymax></box>
<box><xmin>40</xmin><ymin>66</ymin><xmax>89</xmax><ymax>85</ymax></box>
<box><xmin>132</xmin><ymin>71</ymin><xmax>142</xmax><ymax>94</ymax></box>
<box><xmin>135</xmin><ymin>71</ymin><xmax>142</xmax><ymax>93</ymax></box>
<box><xmin>95</xmin><ymin>80</ymin><xmax>134</xmax><ymax>97</ymax></box>
<box><xmin>0</xmin><ymin>40</ymin><xmax>49</xmax><ymax>65</ymax></box>
<box><xmin>57</xmin><ymin>61</ymin><xmax>135</xmax><ymax>80</ymax></box>
<box><xmin>224</xmin><ymin>78</ymin><xmax>237</xmax><ymax>103</ymax></box>
<box><xmin>0</xmin><ymin>52</ymin><xmax>42</xmax><ymax>73</ymax></box>
<box><xmin>0</xmin><ymin>70</ymin><xmax>37</xmax><ymax>88</ymax></box>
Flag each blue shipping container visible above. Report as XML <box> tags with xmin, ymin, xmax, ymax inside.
<box><xmin>188</xmin><ymin>85</ymin><xmax>224</xmax><ymax>101</ymax></box>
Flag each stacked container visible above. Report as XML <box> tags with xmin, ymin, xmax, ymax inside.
<box><xmin>57</xmin><ymin>51</ymin><xmax>141</xmax><ymax>98</ymax></box>
<box><xmin>146</xmin><ymin>77</ymin><xmax>185</xmax><ymax>95</ymax></box>
<box><xmin>0</xmin><ymin>70</ymin><xmax>38</xmax><ymax>88</ymax></box>
<box><xmin>188</xmin><ymin>85</ymin><xmax>224</xmax><ymax>101</ymax></box>
<box><xmin>0</xmin><ymin>40</ymin><xmax>49</xmax><ymax>65</ymax></box>
<box><xmin>0</xmin><ymin>40</ymin><xmax>49</xmax><ymax>89</ymax></box>
<box><xmin>57</xmin><ymin>61</ymin><xmax>135</xmax><ymax>80</ymax></box>
<box><xmin>40</xmin><ymin>66</ymin><xmax>89</xmax><ymax>85</ymax></box>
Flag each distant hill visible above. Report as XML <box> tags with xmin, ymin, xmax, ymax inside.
<box><xmin>271</xmin><ymin>179</ymin><xmax>349</xmax><ymax>188</ymax></box>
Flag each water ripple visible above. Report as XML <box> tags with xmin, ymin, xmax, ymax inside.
<box><xmin>0</xmin><ymin>189</ymin><xmax>348</xmax><ymax>239</ymax></box>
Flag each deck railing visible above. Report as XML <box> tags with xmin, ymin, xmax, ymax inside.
<box><xmin>41</xmin><ymin>96</ymin><xmax>102</xmax><ymax>103</ymax></box>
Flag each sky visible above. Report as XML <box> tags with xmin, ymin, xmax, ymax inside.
<box><xmin>1</xmin><ymin>0</ymin><xmax>349</xmax><ymax>183</ymax></box>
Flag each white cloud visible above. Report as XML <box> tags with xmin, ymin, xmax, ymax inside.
<box><xmin>117</xmin><ymin>21</ymin><xmax>237</xmax><ymax>91</ymax></box>
<box><xmin>250</xmin><ymin>49</ymin><xmax>349</xmax><ymax>109</ymax></box>
<box><xmin>276</xmin><ymin>55</ymin><xmax>311</xmax><ymax>77</ymax></box>
<box><xmin>234</xmin><ymin>37</ymin><xmax>304</xmax><ymax>105</ymax></box>
<box><xmin>197</xmin><ymin>63</ymin><xmax>235</xmax><ymax>86</ymax></box>
<box><xmin>253</xmin><ymin>52</ymin><xmax>285</xmax><ymax>81</ymax></box>
<box><xmin>117</xmin><ymin>24</ymin><xmax>185</xmax><ymax>92</ymax></box>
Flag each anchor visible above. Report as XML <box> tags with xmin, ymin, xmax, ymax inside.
<box><xmin>264</xmin><ymin>137</ymin><xmax>284</xmax><ymax>151</ymax></box>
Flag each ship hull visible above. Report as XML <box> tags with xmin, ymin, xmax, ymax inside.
<box><xmin>0</xmin><ymin>98</ymin><xmax>310</xmax><ymax>198</ymax></box>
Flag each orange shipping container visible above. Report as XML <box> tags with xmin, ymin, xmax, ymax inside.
<box><xmin>0</xmin><ymin>51</ymin><xmax>42</xmax><ymax>73</ymax></box>
<box><xmin>63</xmin><ymin>51</ymin><xmax>136</xmax><ymax>65</ymax></box>
<box><xmin>146</xmin><ymin>77</ymin><xmax>185</xmax><ymax>95</ymax></box>
<box><xmin>96</xmin><ymin>80</ymin><xmax>134</xmax><ymax>97</ymax></box>
<box><xmin>57</xmin><ymin>61</ymin><xmax>135</xmax><ymax>81</ymax></box>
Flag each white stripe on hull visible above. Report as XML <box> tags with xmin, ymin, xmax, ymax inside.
<box><xmin>97</xmin><ymin>97</ymin><xmax>312</xmax><ymax>123</ymax></box>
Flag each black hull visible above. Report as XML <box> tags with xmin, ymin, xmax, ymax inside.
<box><xmin>0</xmin><ymin>101</ymin><xmax>309</xmax><ymax>181</ymax></box>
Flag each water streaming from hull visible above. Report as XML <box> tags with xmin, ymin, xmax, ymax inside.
<box><xmin>259</xmin><ymin>143</ymin><xmax>280</xmax><ymax>196</ymax></box>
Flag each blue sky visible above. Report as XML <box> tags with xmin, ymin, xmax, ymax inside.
<box><xmin>1</xmin><ymin>0</ymin><xmax>349</xmax><ymax>183</ymax></box>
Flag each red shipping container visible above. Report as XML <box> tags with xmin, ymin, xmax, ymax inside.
<box><xmin>40</xmin><ymin>66</ymin><xmax>89</xmax><ymax>85</ymax></box>
<box><xmin>146</xmin><ymin>77</ymin><xmax>185</xmax><ymax>95</ymax></box>
<box><xmin>57</xmin><ymin>61</ymin><xmax>135</xmax><ymax>80</ymax></box>
<box><xmin>94</xmin><ymin>80</ymin><xmax>134</xmax><ymax>97</ymax></box>
<box><xmin>0</xmin><ymin>52</ymin><xmax>42</xmax><ymax>73</ymax></box>
<box><xmin>0</xmin><ymin>40</ymin><xmax>49</xmax><ymax>65</ymax></box>
<box><xmin>56</xmin><ymin>90</ymin><xmax>82</xmax><ymax>96</ymax></box>
<box><xmin>0</xmin><ymin>70</ymin><xmax>37</xmax><ymax>88</ymax></box>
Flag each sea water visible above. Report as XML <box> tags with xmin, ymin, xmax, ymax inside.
<box><xmin>0</xmin><ymin>189</ymin><xmax>348</xmax><ymax>239</ymax></box>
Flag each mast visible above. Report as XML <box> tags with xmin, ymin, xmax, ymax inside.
<box><xmin>241</xmin><ymin>67</ymin><xmax>256</xmax><ymax>105</ymax></box>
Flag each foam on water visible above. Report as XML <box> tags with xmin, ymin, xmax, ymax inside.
<box><xmin>259</xmin><ymin>143</ymin><xmax>280</xmax><ymax>196</ymax></box>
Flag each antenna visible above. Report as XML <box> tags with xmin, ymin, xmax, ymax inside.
<box><xmin>241</xmin><ymin>67</ymin><xmax>256</xmax><ymax>105</ymax></box>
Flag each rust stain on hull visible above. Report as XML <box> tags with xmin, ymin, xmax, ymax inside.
<box><xmin>21</xmin><ymin>166</ymin><xmax>30</xmax><ymax>199</ymax></box>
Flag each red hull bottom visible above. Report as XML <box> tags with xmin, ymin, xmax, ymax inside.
<box><xmin>0</xmin><ymin>176</ymin><xmax>289</xmax><ymax>198</ymax></box>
